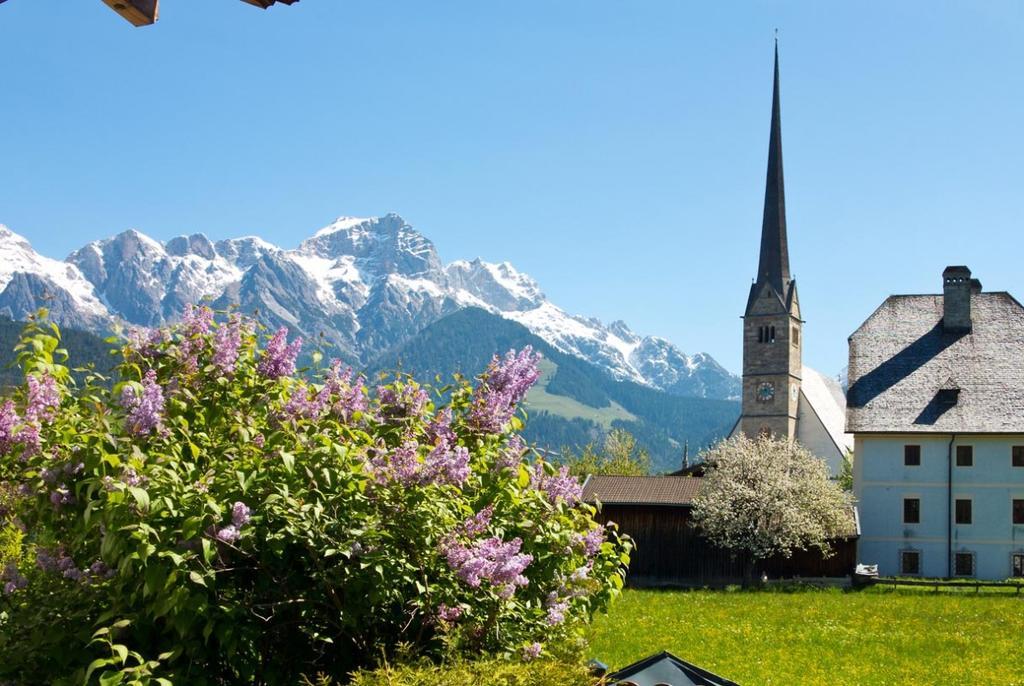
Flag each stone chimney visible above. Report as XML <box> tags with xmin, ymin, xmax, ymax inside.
<box><xmin>942</xmin><ymin>266</ymin><xmax>978</xmax><ymax>333</ymax></box>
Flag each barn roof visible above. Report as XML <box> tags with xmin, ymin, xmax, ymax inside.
<box><xmin>847</xmin><ymin>290</ymin><xmax>1024</xmax><ymax>433</ymax></box>
<box><xmin>606</xmin><ymin>651</ymin><xmax>740</xmax><ymax>686</ymax></box>
<box><xmin>583</xmin><ymin>474</ymin><xmax>860</xmax><ymax>538</ymax></box>
<box><xmin>581</xmin><ymin>475</ymin><xmax>702</xmax><ymax>506</ymax></box>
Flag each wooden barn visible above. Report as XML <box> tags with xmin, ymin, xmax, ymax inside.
<box><xmin>583</xmin><ymin>475</ymin><xmax>859</xmax><ymax>587</ymax></box>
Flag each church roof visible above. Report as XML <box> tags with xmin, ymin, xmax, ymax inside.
<box><xmin>747</xmin><ymin>41</ymin><xmax>792</xmax><ymax>314</ymax></box>
<box><xmin>801</xmin><ymin>365</ymin><xmax>853</xmax><ymax>455</ymax></box>
<box><xmin>847</xmin><ymin>290</ymin><xmax>1024</xmax><ymax>433</ymax></box>
<box><xmin>606</xmin><ymin>651</ymin><xmax>740</xmax><ymax>686</ymax></box>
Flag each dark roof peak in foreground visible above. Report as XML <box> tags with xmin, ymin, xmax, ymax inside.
<box><xmin>606</xmin><ymin>650</ymin><xmax>740</xmax><ymax>686</ymax></box>
<box><xmin>847</xmin><ymin>289</ymin><xmax>1024</xmax><ymax>433</ymax></box>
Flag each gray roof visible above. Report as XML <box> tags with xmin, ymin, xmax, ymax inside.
<box><xmin>847</xmin><ymin>291</ymin><xmax>1024</xmax><ymax>433</ymax></box>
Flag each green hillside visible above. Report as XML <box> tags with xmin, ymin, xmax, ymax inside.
<box><xmin>370</xmin><ymin>308</ymin><xmax>739</xmax><ymax>472</ymax></box>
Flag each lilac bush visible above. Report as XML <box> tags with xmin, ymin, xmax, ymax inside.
<box><xmin>0</xmin><ymin>310</ymin><xmax>630</xmax><ymax>685</ymax></box>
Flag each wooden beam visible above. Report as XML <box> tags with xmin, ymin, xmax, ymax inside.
<box><xmin>240</xmin><ymin>0</ymin><xmax>300</xmax><ymax>8</ymax></box>
<box><xmin>101</xmin><ymin>0</ymin><xmax>159</xmax><ymax>26</ymax></box>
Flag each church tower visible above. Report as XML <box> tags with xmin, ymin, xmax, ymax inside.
<box><xmin>739</xmin><ymin>43</ymin><xmax>803</xmax><ymax>442</ymax></box>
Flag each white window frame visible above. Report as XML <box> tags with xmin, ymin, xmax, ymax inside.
<box><xmin>1011</xmin><ymin>552</ymin><xmax>1024</xmax><ymax>578</ymax></box>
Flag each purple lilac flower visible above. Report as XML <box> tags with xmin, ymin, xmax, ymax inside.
<box><xmin>437</xmin><ymin>603</ymin><xmax>463</xmax><ymax>623</ymax></box>
<box><xmin>231</xmin><ymin>501</ymin><xmax>251</xmax><ymax>527</ymax></box>
<box><xmin>25</xmin><ymin>373</ymin><xmax>60</xmax><ymax>423</ymax></box>
<box><xmin>127</xmin><ymin>326</ymin><xmax>167</xmax><ymax>358</ymax></box>
<box><xmin>442</xmin><ymin>535</ymin><xmax>533</xmax><ymax>596</ymax></box>
<box><xmin>583</xmin><ymin>528</ymin><xmax>605</xmax><ymax>556</ymax></box>
<box><xmin>120</xmin><ymin>370</ymin><xmax>165</xmax><ymax>436</ymax></box>
<box><xmin>38</xmin><ymin>549</ymin><xmax>84</xmax><ymax>582</ymax></box>
<box><xmin>531</xmin><ymin>464</ymin><xmax>582</xmax><ymax>506</ymax></box>
<box><xmin>212</xmin><ymin>314</ymin><xmax>246</xmax><ymax>375</ymax></box>
<box><xmin>121</xmin><ymin>468</ymin><xmax>144</xmax><ymax>487</ymax></box>
<box><xmin>544</xmin><ymin>592</ymin><xmax>569</xmax><ymax>626</ymax></box>
<box><xmin>423</xmin><ymin>445</ymin><xmax>471</xmax><ymax>486</ymax></box>
<box><xmin>367</xmin><ymin>441</ymin><xmax>422</xmax><ymax>485</ymax></box>
<box><xmin>377</xmin><ymin>383</ymin><xmax>429</xmax><ymax>421</ymax></box>
<box><xmin>322</xmin><ymin>361</ymin><xmax>369</xmax><ymax>423</ymax></box>
<box><xmin>570</xmin><ymin>565</ymin><xmax>591</xmax><ymax>583</ymax></box>
<box><xmin>1</xmin><ymin>563</ymin><xmax>27</xmax><ymax>595</ymax></box>
<box><xmin>49</xmin><ymin>485</ymin><xmax>75</xmax><ymax>508</ymax></box>
<box><xmin>252</xmin><ymin>433</ymin><xmax>265</xmax><ymax>449</ymax></box>
<box><xmin>368</xmin><ymin>440</ymin><xmax>471</xmax><ymax>487</ymax></box>
<box><xmin>0</xmin><ymin>401</ymin><xmax>21</xmax><ymax>456</ymax></box>
<box><xmin>281</xmin><ymin>385</ymin><xmax>326</xmax><ymax>421</ymax></box>
<box><xmin>495</xmin><ymin>435</ymin><xmax>526</xmax><ymax>471</ymax></box>
<box><xmin>215</xmin><ymin>525</ymin><xmax>240</xmax><ymax>544</ymax></box>
<box><xmin>468</xmin><ymin>347</ymin><xmax>542</xmax><ymax>433</ymax></box>
<box><xmin>460</xmin><ymin>505</ymin><xmax>494</xmax><ymax>538</ymax></box>
<box><xmin>182</xmin><ymin>304</ymin><xmax>214</xmax><ymax>337</ymax></box>
<box><xmin>257</xmin><ymin>327</ymin><xmax>302</xmax><ymax>380</ymax></box>
<box><xmin>426</xmin><ymin>408</ymin><xmax>456</xmax><ymax>447</ymax></box>
<box><xmin>522</xmin><ymin>642</ymin><xmax>543</xmax><ymax>661</ymax></box>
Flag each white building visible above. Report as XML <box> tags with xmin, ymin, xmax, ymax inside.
<box><xmin>847</xmin><ymin>266</ymin><xmax>1024</xmax><ymax>580</ymax></box>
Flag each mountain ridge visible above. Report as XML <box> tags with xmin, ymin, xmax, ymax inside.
<box><xmin>0</xmin><ymin>214</ymin><xmax>740</xmax><ymax>400</ymax></box>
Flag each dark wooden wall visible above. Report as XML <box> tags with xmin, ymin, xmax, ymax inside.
<box><xmin>597</xmin><ymin>504</ymin><xmax>857</xmax><ymax>587</ymax></box>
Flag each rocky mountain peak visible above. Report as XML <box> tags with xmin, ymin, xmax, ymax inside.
<box><xmin>0</xmin><ymin>214</ymin><xmax>740</xmax><ymax>400</ymax></box>
<box><xmin>299</xmin><ymin>214</ymin><xmax>443</xmax><ymax>280</ymax></box>
<box><xmin>166</xmin><ymin>233</ymin><xmax>216</xmax><ymax>260</ymax></box>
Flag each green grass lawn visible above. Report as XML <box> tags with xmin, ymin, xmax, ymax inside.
<box><xmin>586</xmin><ymin>587</ymin><xmax>1024</xmax><ymax>685</ymax></box>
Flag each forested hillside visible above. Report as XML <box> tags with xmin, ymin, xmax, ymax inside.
<box><xmin>371</xmin><ymin>308</ymin><xmax>739</xmax><ymax>472</ymax></box>
<box><xmin>0</xmin><ymin>317</ymin><xmax>116</xmax><ymax>391</ymax></box>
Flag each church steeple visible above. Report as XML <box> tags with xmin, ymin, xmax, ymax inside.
<box><xmin>755</xmin><ymin>41</ymin><xmax>790</xmax><ymax>301</ymax></box>
<box><xmin>736</xmin><ymin>40</ymin><xmax>803</xmax><ymax>445</ymax></box>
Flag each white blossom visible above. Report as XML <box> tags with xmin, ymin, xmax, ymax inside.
<box><xmin>692</xmin><ymin>434</ymin><xmax>854</xmax><ymax>563</ymax></box>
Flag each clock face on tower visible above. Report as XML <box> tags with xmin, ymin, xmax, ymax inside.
<box><xmin>756</xmin><ymin>381</ymin><xmax>775</xmax><ymax>403</ymax></box>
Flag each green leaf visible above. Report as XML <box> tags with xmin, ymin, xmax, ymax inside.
<box><xmin>281</xmin><ymin>451</ymin><xmax>295</xmax><ymax>473</ymax></box>
<box><xmin>99</xmin><ymin>669</ymin><xmax>125</xmax><ymax>686</ymax></box>
<box><xmin>189</xmin><ymin>571</ymin><xmax>207</xmax><ymax>587</ymax></box>
<box><xmin>112</xmin><ymin>643</ymin><xmax>129</xmax><ymax>664</ymax></box>
<box><xmin>128</xmin><ymin>487</ymin><xmax>150</xmax><ymax>511</ymax></box>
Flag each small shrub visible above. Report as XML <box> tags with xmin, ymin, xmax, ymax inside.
<box><xmin>347</xmin><ymin>658</ymin><xmax>597</xmax><ymax>686</ymax></box>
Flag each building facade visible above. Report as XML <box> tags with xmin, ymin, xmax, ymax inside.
<box><xmin>730</xmin><ymin>45</ymin><xmax>851</xmax><ymax>474</ymax></box>
<box><xmin>848</xmin><ymin>267</ymin><xmax>1024</xmax><ymax>579</ymax></box>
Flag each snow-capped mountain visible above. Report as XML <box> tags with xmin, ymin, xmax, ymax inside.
<box><xmin>0</xmin><ymin>214</ymin><xmax>740</xmax><ymax>399</ymax></box>
<box><xmin>0</xmin><ymin>225</ymin><xmax>110</xmax><ymax>330</ymax></box>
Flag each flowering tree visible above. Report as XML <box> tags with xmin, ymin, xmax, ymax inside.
<box><xmin>691</xmin><ymin>434</ymin><xmax>853</xmax><ymax>582</ymax></box>
<box><xmin>0</xmin><ymin>309</ymin><xmax>630</xmax><ymax>685</ymax></box>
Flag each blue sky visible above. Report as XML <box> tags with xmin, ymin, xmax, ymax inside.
<box><xmin>2</xmin><ymin>2</ymin><xmax>1023</xmax><ymax>376</ymax></box>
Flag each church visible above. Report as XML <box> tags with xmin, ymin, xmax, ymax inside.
<box><xmin>580</xmin><ymin>47</ymin><xmax>861</xmax><ymax>588</ymax></box>
<box><xmin>727</xmin><ymin>45</ymin><xmax>852</xmax><ymax>475</ymax></box>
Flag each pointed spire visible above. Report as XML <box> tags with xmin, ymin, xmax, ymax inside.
<box><xmin>755</xmin><ymin>39</ymin><xmax>791</xmax><ymax>298</ymax></box>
